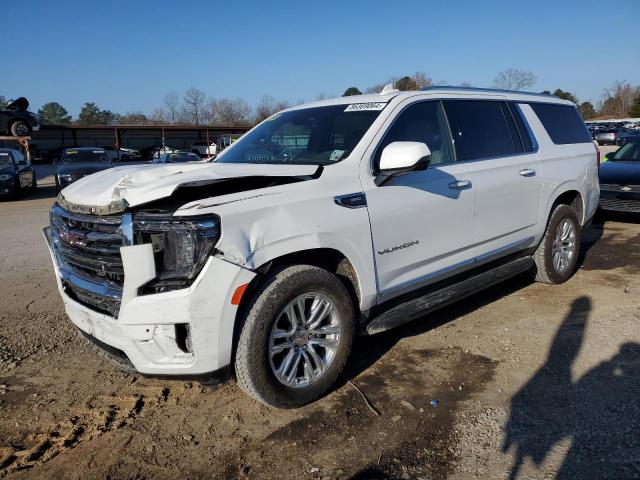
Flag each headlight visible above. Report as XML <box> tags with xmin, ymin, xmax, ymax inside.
<box><xmin>0</xmin><ymin>174</ymin><xmax>12</xmax><ymax>181</ymax></box>
<box><xmin>133</xmin><ymin>213</ymin><xmax>220</xmax><ymax>292</ymax></box>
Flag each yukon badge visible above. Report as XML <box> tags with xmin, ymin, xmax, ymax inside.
<box><xmin>377</xmin><ymin>240</ymin><xmax>419</xmax><ymax>255</ymax></box>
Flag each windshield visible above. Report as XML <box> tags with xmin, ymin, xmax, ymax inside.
<box><xmin>612</xmin><ymin>141</ymin><xmax>640</xmax><ymax>161</ymax></box>
<box><xmin>61</xmin><ymin>150</ymin><xmax>111</xmax><ymax>164</ymax></box>
<box><xmin>0</xmin><ymin>152</ymin><xmax>12</xmax><ymax>166</ymax></box>
<box><xmin>164</xmin><ymin>153</ymin><xmax>200</xmax><ymax>163</ymax></box>
<box><xmin>216</xmin><ymin>104</ymin><xmax>384</xmax><ymax>165</ymax></box>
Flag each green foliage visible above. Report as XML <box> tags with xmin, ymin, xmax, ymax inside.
<box><xmin>552</xmin><ymin>89</ymin><xmax>579</xmax><ymax>104</ymax></box>
<box><xmin>77</xmin><ymin>102</ymin><xmax>117</xmax><ymax>125</ymax></box>
<box><xmin>37</xmin><ymin>102</ymin><xmax>71</xmax><ymax>125</ymax></box>
<box><xmin>343</xmin><ymin>87</ymin><xmax>362</xmax><ymax>96</ymax></box>
<box><xmin>0</xmin><ymin>95</ymin><xmax>7</xmax><ymax>110</ymax></box>
<box><xmin>629</xmin><ymin>94</ymin><xmax>640</xmax><ymax>118</ymax></box>
<box><xmin>579</xmin><ymin>102</ymin><xmax>596</xmax><ymax>120</ymax></box>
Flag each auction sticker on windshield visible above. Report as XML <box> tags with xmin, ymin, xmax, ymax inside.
<box><xmin>344</xmin><ymin>102</ymin><xmax>387</xmax><ymax>112</ymax></box>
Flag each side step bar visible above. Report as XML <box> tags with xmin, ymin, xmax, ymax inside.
<box><xmin>365</xmin><ymin>256</ymin><xmax>534</xmax><ymax>335</ymax></box>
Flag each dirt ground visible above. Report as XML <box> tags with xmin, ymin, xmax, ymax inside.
<box><xmin>1</xmin><ymin>162</ymin><xmax>639</xmax><ymax>480</ymax></box>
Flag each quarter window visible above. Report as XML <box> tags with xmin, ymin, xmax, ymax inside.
<box><xmin>529</xmin><ymin>103</ymin><xmax>591</xmax><ymax>145</ymax></box>
<box><xmin>443</xmin><ymin>100</ymin><xmax>518</xmax><ymax>161</ymax></box>
<box><xmin>375</xmin><ymin>101</ymin><xmax>454</xmax><ymax>168</ymax></box>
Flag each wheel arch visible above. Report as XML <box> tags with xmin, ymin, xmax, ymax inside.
<box><xmin>545</xmin><ymin>184</ymin><xmax>585</xmax><ymax>225</ymax></box>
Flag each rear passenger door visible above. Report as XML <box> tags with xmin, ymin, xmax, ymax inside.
<box><xmin>442</xmin><ymin>100</ymin><xmax>541</xmax><ymax>260</ymax></box>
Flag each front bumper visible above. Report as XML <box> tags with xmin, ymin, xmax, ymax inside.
<box><xmin>599</xmin><ymin>190</ymin><xmax>640</xmax><ymax>213</ymax></box>
<box><xmin>43</xmin><ymin>227</ymin><xmax>256</xmax><ymax>375</ymax></box>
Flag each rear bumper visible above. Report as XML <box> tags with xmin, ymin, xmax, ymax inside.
<box><xmin>43</xmin><ymin>227</ymin><xmax>256</xmax><ymax>375</ymax></box>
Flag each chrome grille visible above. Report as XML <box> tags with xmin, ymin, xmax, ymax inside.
<box><xmin>50</xmin><ymin>204</ymin><xmax>125</xmax><ymax>317</ymax></box>
<box><xmin>600</xmin><ymin>184</ymin><xmax>640</xmax><ymax>193</ymax></box>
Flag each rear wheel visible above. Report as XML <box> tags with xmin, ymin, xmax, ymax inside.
<box><xmin>532</xmin><ymin>204</ymin><xmax>581</xmax><ymax>284</ymax></box>
<box><xmin>10</xmin><ymin>121</ymin><xmax>31</xmax><ymax>137</ymax></box>
<box><xmin>235</xmin><ymin>265</ymin><xmax>355</xmax><ymax>408</ymax></box>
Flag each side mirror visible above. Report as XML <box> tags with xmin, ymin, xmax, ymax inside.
<box><xmin>605</xmin><ymin>151</ymin><xmax>614</xmax><ymax>160</ymax></box>
<box><xmin>376</xmin><ymin>141</ymin><xmax>431</xmax><ymax>185</ymax></box>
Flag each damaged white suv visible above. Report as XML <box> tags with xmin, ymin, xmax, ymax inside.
<box><xmin>44</xmin><ymin>87</ymin><xmax>599</xmax><ymax>407</ymax></box>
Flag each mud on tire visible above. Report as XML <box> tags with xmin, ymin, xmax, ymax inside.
<box><xmin>234</xmin><ymin>264</ymin><xmax>355</xmax><ymax>408</ymax></box>
<box><xmin>532</xmin><ymin>204</ymin><xmax>581</xmax><ymax>284</ymax></box>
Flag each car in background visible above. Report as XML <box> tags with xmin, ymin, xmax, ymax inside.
<box><xmin>0</xmin><ymin>97</ymin><xmax>40</xmax><ymax>137</ymax></box>
<box><xmin>0</xmin><ymin>148</ymin><xmax>37</xmax><ymax>197</ymax></box>
<box><xmin>55</xmin><ymin>148</ymin><xmax>114</xmax><ymax>192</ymax></box>
<box><xmin>595</xmin><ymin>128</ymin><xmax>633</xmax><ymax>146</ymax></box>
<box><xmin>140</xmin><ymin>144</ymin><xmax>179</xmax><ymax>160</ymax></box>
<box><xmin>152</xmin><ymin>152</ymin><xmax>202</xmax><ymax>164</ymax></box>
<box><xmin>599</xmin><ymin>140</ymin><xmax>640</xmax><ymax>213</ymax></box>
<box><xmin>615</xmin><ymin>129</ymin><xmax>640</xmax><ymax>146</ymax></box>
<box><xmin>101</xmin><ymin>145</ymin><xmax>141</xmax><ymax>161</ymax></box>
<box><xmin>190</xmin><ymin>141</ymin><xmax>217</xmax><ymax>158</ymax></box>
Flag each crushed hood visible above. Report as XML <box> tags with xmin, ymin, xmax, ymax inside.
<box><xmin>59</xmin><ymin>162</ymin><xmax>320</xmax><ymax>213</ymax></box>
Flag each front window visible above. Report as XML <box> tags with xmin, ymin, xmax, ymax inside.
<box><xmin>216</xmin><ymin>105</ymin><xmax>384</xmax><ymax>165</ymax></box>
<box><xmin>612</xmin><ymin>141</ymin><xmax>640</xmax><ymax>161</ymax></box>
<box><xmin>61</xmin><ymin>150</ymin><xmax>110</xmax><ymax>164</ymax></box>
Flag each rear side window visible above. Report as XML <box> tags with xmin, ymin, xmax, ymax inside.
<box><xmin>529</xmin><ymin>103</ymin><xmax>591</xmax><ymax>144</ymax></box>
<box><xmin>443</xmin><ymin>100</ymin><xmax>518</xmax><ymax>161</ymax></box>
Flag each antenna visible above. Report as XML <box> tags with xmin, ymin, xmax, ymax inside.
<box><xmin>379</xmin><ymin>83</ymin><xmax>399</xmax><ymax>95</ymax></box>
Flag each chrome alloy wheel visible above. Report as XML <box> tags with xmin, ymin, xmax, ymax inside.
<box><xmin>552</xmin><ymin>219</ymin><xmax>576</xmax><ymax>273</ymax></box>
<box><xmin>269</xmin><ymin>292</ymin><xmax>341</xmax><ymax>388</ymax></box>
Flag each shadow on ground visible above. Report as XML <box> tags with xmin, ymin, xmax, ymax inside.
<box><xmin>503</xmin><ymin>296</ymin><xmax>640</xmax><ymax>479</ymax></box>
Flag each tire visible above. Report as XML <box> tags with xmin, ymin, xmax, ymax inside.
<box><xmin>235</xmin><ymin>264</ymin><xmax>355</xmax><ymax>408</ymax></box>
<box><xmin>532</xmin><ymin>204</ymin><xmax>581</xmax><ymax>284</ymax></box>
<box><xmin>10</xmin><ymin>121</ymin><xmax>31</xmax><ymax>137</ymax></box>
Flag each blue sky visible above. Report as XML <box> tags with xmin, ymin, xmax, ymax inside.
<box><xmin>2</xmin><ymin>0</ymin><xmax>639</xmax><ymax>116</ymax></box>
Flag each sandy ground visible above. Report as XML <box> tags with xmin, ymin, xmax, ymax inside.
<box><xmin>1</xmin><ymin>156</ymin><xmax>639</xmax><ymax>480</ymax></box>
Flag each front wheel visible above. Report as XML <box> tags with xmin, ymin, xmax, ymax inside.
<box><xmin>532</xmin><ymin>204</ymin><xmax>581</xmax><ymax>284</ymax></box>
<box><xmin>10</xmin><ymin>121</ymin><xmax>31</xmax><ymax>137</ymax></box>
<box><xmin>235</xmin><ymin>265</ymin><xmax>355</xmax><ymax>408</ymax></box>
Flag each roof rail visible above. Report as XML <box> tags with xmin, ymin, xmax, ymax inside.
<box><xmin>420</xmin><ymin>86</ymin><xmax>557</xmax><ymax>98</ymax></box>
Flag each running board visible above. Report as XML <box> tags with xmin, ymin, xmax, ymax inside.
<box><xmin>365</xmin><ymin>256</ymin><xmax>534</xmax><ymax>335</ymax></box>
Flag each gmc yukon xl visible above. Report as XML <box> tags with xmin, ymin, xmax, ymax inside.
<box><xmin>44</xmin><ymin>87</ymin><xmax>599</xmax><ymax>407</ymax></box>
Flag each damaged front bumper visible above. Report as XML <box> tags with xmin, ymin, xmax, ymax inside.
<box><xmin>43</xmin><ymin>227</ymin><xmax>256</xmax><ymax>375</ymax></box>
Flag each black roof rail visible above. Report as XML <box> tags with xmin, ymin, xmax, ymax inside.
<box><xmin>419</xmin><ymin>86</ymin><xmax>558</xmax><ymax>98</ymax></box>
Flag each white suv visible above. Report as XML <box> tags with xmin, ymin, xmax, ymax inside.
<box><xmin>44</xmin><ymin>87</ymin><xmax>599</xmax><ymax>407</ymax></box>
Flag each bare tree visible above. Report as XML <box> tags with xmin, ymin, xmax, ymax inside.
<box><xmin>599</xmin><ymin>81</ymin><xmax>640</xmax><ymax>118</ymax></box>
<box><xmin>163</xmin><ymin>91</ymin><xmax>180</xmax><ymax>125</ymax></box>
<box><xmin>209</xmin><ymin>98</ymin><xmax>253</xmax><ymax>126</ymax></box>
<box><xmin>183</xmin><ymin>87</ymin><xmax>206</xmax><ymax>125</ymax></box>
<box><xmin>493</xmin><ymin>68</ymin><xmax>537</xmax><ymax>91</ymax></box>
<box><xmin>411</xmin><ymin>71</ymin><xmax>432</xmax><ymax>89</ymax></box>
<box><xmin>150</xmin><ymin>107</ymin><xmax>169</xmax><ymax>125</ymax></box>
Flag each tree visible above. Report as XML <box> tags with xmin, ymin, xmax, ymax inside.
<box><xmin>579</xmin><ymin>102</ymin><xmax>596</xmax><ymax>120</ymax></box>
<box><xmin>253</xmin><ymin>95</ymin><xmax>289</xmax><ymax>123</ymax></box>
<box><xmin>599</xmin><ymin>81</ymin><xmax>639</xmax><ymax>118</ymax></box>
<box><xmin>552</xmin><ymin>89</ymin><xmax>579</xmax><ymax>104</ymax></box>
<box><xmin>629</xmin><ymin>94</ymin><xmax>640</xmax><ymax>118</ymax></box>
<box><xmin>211</xmin><ymin>98</ymin><xmax>252</xmax><ymax>126</ymax></box>
<box><xmin>411</xmin><ymin>71</ymin><xmax>432</xmax><ymax>89</ymax></box>
<box><xmin>183</xmin><ymin>87</ymin><xmax>206</xmax><ymax>125</ymax></box>
<box><xmin>493</xmin><ymin>68</ymin><xmax>537</xmax><ymax>91</ymax></box>
<box><xmin>77</xmin><ymin>102</ymin><xmax>117</xmax><ymax>125</ymax></box>
<box><xmin>343</xmin><ymin>87</ymin><xmax>362</xmax><ymax>96</ymax></box>
<box><xmin>163</xmin><ymin>91</ymin><xmax>180</xmax><ymax>124</ymax></box>
<box><xmin>394</xmin><ymin>76</ymin><xmax>417</xmax><ymax>91</ymax></box>
<box><xmin>118</xmin><ymin>111</ymin><xmax>149</xmax><ymax>125</ymax></box>
<box><xmin>0</xmin><ymin>95</ymin><xmax>7</xmax><ymax>110</ymax></box>
<box><xmin>459</xmin><ymin>81</ymin><xmax>473</xmax><ymax>87</ymax></box>
<box><xmin>37</xmin><ymin>102</ymin><xmax>71</xmax><ymax>125</ymax></box>
<box><xmin>150</xmin><ymin>107</ymin><xmax>169</xmax><ymax>125</ymax></box>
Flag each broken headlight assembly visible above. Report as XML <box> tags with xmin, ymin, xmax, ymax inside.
<box><xmin>133</xmin><ymin>213</ymin><xmax>220</xmax><ymax>293</ymax></box>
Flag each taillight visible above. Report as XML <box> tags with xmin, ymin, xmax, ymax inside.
<box><xmin>595</xmin><ymin>143</ymin><xmax>601</xmax><ymax>174</ymax></box>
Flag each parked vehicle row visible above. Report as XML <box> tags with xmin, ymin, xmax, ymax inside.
<box><xmin>0</xmin><ymin>148</ymin><xmax>37</xmax><ymax>197</ymax></box>
<box><xmin>44</xmin><ymin>87</ymin><xmax>600</xmax><ymax>408</ymax></box>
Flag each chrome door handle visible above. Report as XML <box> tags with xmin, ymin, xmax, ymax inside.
<box><xmin>519</xmin><ymin>168</ymin><xmax>536</xmax><ymax>177</ymax></box>
<box><xmin>449</xmin><ymin>180</ymin><xmax>472</xmax><ymax>190</ymax></box>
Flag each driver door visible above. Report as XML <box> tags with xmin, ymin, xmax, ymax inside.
<box><xmin>362</xmin><ymin>100</ymin><xmax>477</xmax><ymax>298</ymax></box>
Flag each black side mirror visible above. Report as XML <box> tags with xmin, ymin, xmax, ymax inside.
<box><xmin>605</xmin><ymin>152</ymin><xmax>614</xmax><ymax>160</ymax></box>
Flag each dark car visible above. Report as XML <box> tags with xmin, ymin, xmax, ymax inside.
<box><xmin>0</xmin><ymin>148</ymin><xmax>37</xmax><ymax>197</ymax></box>
<box><xmin>615</xmin><ymin>129</ymin><xmax>640</xmax><ymax>146</ymax></box>
<box><xmin>151</xmin><ymin>152</ymin><xmax>201</xmax><ymax>164</ymax></box>
<box><xmin>55</xmin><ymin>148</ymin><xmax>114</xmax><ymax>193</ymax></box>
<box><xmin>599</xmin><ymin>140</ymin><xmax>640</xmax><ymax>213</ymax></box>
<box><xmin>0</xmin><ymin>97</ymin><xmax>40</xmax><ymax>137</ymax></box>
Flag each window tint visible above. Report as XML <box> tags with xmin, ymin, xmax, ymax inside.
<box><xmin>529</xmin><ymin>103</ymin><xmax>591</xmax><ymax>144</ymax></box>
<box><xmin>376</xmin><ymin>101</ymin><xmax>454</xmax><ymax>168</ymax></box>
<box><xmin>443</xmin><ymin>100</ymin><xmax>517</xmax><ymax>161</ymax></box>
<box><xmin>507</xmin><ymin>103</ymin><xmax>535</xmax><ymax>152</ymax></box>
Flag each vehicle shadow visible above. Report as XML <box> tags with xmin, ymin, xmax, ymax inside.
<box><xmin>502</xmin><ymin>296</ymin><xmax>640</xmax><ymax>479</ymax></box>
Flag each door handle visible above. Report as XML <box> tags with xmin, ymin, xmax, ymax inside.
<box><xmin>449</xmin><ymin>180</ymin><xmax>472</xmax><ymax>190</ymax></box>
<box><xmin>519</xmin><ymin>168</ymin><xmax>536</xmax><ymax>177</ymax></box>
